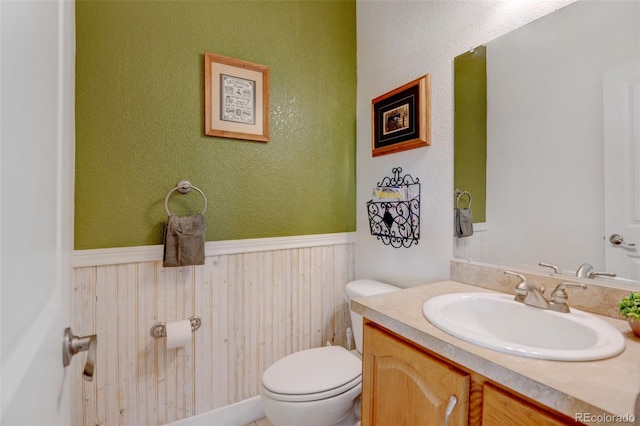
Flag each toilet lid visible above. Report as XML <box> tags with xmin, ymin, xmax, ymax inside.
<box><xmin>262</xmin><ymin>346</ymin><xmax>361</xmax><ymax>396</ymax></box>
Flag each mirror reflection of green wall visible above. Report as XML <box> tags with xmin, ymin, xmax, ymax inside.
<box><xmin>454</xmin><ymin>46</ymin><xmax>486</xmax><ymax>223</ymax></box>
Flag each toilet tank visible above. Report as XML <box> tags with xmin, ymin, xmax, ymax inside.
<box><xmin>346</xmin><ymin>279</ymin><xmax>400</xmax><ymax>354</ymax></box>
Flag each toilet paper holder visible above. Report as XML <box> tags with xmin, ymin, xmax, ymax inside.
<box><xmin>150</xmin><ymin>315</ymin><xmax>202</xmax><ymax>339</ymax></box>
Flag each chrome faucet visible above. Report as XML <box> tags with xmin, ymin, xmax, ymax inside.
<box><xmin>504</xmin><ymin>271</ymin><xmax>549</xmax><ymax>309</ymax></box>
<box><xmin>575</xmin><ymin>263</ymin><xmax>617</xmax><ymax>279</ymax></box>
<box><xmin>575</xmin><ymin>263</ymin><xmax>594</xmax><ymax>278</ymax></box>
<box><xmin>504</xmin><ymin>271</ymin><xmax>586</xmax><ymax>313</ymax></box>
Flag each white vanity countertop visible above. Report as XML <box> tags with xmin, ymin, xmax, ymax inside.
<box><xmin>352</xmin><ymin>281</ymin><xmax>640</xmax><ymax>424</ymax></box>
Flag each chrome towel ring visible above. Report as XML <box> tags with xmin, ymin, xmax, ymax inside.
<box><xmin>164</xmin><ymin>180</ymin><xmax>208</xmax><ymax>216</ymax></box>
<box><xmin>455</xmin><ymin>189</ymin><xmax>472</xmax><ymax>209</ymax></box>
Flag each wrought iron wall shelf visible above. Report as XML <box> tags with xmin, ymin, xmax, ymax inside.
<box><xmin>366</xmin><ymin>167</ymin><xmax>420</xmax><ymax>248</ymax></box>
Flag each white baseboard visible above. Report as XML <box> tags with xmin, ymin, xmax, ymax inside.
<box><xmin>163</xmin><ymin>396</ymin><xmax>264</xmax><ymax>426</ymax></box>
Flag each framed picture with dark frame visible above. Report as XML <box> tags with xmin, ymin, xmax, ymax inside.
<box><xmin>204</xmin><ymin>52</ymin><xmax>270</xmax><ymax>142</ymax></box>
<box><xmin>371</xmin><ymin>75</ymin><xmax>430</xmax><ymax>157</ymax></box>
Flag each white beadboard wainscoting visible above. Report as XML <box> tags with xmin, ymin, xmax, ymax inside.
<box><xmin>453</xmin><ymin>222</ymin><xmax>488</xmax><ymax>262</ymax></box>
<box><xmin>70</xmin><ymin>233</ymin><xmax>356</xmax><ymax>426</ymax></box>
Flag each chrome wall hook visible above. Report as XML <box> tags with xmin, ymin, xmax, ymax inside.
<box><xmin>63</xmin><ymin>327</ymin><xmax>97</xmax><ymax>381</ymax></box>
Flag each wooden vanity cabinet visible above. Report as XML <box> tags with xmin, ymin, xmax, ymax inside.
<box><xmin>361</xmin><ymin>321</ymin><xmax>582</xmax><ymax>426</ymax></box>
<box><xmin>482</xmin><ymin>383</ymin><xmax>579</xmax><ymax>426</ymax></box>
<box><xmin>362</xmin><ymin>322</ymin><xmax>469</xmax><ymax>426</ymax></box>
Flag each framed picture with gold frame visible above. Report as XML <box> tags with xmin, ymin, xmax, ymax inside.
<box><xmin>371</xmin><ymin>75</ymin><xmax>430</xmax><ymax>157</ymax></box>
<box><xmin>204</xmin><ymin>52</ymin><xmax>270</xmax><ymax>142</ymax></box>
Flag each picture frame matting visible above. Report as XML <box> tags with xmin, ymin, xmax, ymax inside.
<box><xmin>204</xmin><ymin>52</ymin><xmax>270</xmax><ymax>142</ymax></box>
<box><xmin>371</xmin><ymin>75</ymin><xmax>431</xmax><ymax>157</ymax></box>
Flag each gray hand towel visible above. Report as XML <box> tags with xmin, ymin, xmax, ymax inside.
<box><xmin>163</xmin><ymin>214</ymin><xmax>206</xmax><ymax>267</ymax></box>
<box><xmin>454</xmin><ymin>208</ymin><xmax>474</xmax><ymax>238</ymax></box>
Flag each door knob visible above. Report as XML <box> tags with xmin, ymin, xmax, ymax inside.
<box><xmin>609</xmin><ymin>234</ymin><xmax>637</xmax><ymax>248</ymax></box>
<box><xmin>62</xmin><ymin>327</ymin><xmax>97</xmax><ymax>381</ymax></box>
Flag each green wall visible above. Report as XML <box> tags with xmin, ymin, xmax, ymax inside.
<box><xmin>454</xmin><ymin>46</ymin><xmax>486</xmax><ymax>223</ymax></box>
<box><xmin>75</xmin><ymin>0</ymin><xmax>356</xmax><ymax>249</ymax></box>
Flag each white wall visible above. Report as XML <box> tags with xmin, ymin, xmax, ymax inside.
<box><xmin>485</xmin><ymin>1</ymin><xmax>639</xmax><ymax>273</ymax></box>
<box><xmin>356</xmin><ymin>0</ymin><xmax>576</xmax><ymax>287</ymax></box>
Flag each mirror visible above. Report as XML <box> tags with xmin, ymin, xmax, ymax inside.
<box><xmin>454</xmin><ymin>0</ymin><xmax>640</xmax><ymax>285</ymax></box>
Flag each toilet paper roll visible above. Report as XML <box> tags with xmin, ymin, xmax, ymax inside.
<box><xmin>165</xmin><ymin>319</ymin><xmax>192</xmax><ymax>349</ymax></box>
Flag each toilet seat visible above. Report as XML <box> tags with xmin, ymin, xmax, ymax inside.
<box><xmin>262</xmin><ymin>346</ymin><xmax>362</xmax><ymax>403</ymax></box>
<box><xmin>262</xmin><ymin>376</ymin><xmax>362</xmax><ymax>403</ymax></box>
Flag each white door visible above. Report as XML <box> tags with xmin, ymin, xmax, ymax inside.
<box><xmin>604</xmin><ymin>60</ymin><xmax>640</xmax><ymax>283</ymax></box>
<box><xmin>1</xmin><ymin>0</ymin><xmax>75</xmax><ymax>424</ymax></box>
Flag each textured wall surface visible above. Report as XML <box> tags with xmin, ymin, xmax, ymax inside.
<box><xmin>355</xmin><ymin>0</ymin><xmax>576</xmax><ymax>287</ymax></box>
<box><xmin>75</xmin><ymin>1</ymin><xmax>356</xmax><ymax>249</ymax></box>
<box><xmin>454</xmin><ymin>46</ymin><xmax>486</xmax><ymax>223</ymax></box>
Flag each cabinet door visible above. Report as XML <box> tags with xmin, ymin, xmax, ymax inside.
<box><xmin>483</xmin><ymin>383</ymin><xmax>580</xmax><ymax>426</ymax></box>
<box><xmin>362</xmin><ymin>323</ymin><xmax>469</xmax><ymax>426</ymax></box>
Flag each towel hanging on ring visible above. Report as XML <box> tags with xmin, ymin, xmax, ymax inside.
<box><xmin>163</xmin><ymin>214</ymin><xmax>206</xmax><ymax>267</ymax></box>
<box><xmin>454</xmin><ymin>190</ymin><xmax>473</xmax><ymax>238</ymax></box>
<box><xmin>162</xmin><ymin>181</ymin><xmax>207</xmax><ymax>267</ymax></box>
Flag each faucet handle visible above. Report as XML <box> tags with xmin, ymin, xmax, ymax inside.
<box><xmin>504</xmin><ymin>270</ymin><xmax>527</xmax><ymax>282</ymax></box>
<box><xmin>538</xmin><ymin>262</ymin><xmax>560</xmax><ymax>274</ymax></box>
<box><xmin>550</xmin><ymin>282</ymin><xmax>587</xmax><ymax>304</ymax></box>
<box><xmin>588</xmin><ymin>271</ymin><xmax>617</xmax><ymax>279</ymax></box>
<box><xmin>504</xmin><ymin>271</ymin><xmax>529</xmax><ymax>299</ymax></box>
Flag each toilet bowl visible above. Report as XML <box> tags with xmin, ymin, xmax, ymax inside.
<box><xmin>260</xmin><ymin>279</ymin><xmax>399</xmax><ymax>426</ymax></box>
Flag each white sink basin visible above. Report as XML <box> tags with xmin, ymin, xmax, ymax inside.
<box><xmin>422</xmin><ymin>292</ymin><xmax>625</xmax><ymax>361</ymax></box>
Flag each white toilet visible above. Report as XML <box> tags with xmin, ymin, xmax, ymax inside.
<box><xmin>260</xmin><ymin>279</ymin><xmax>400</xmax><ymax>426</ymax></box>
